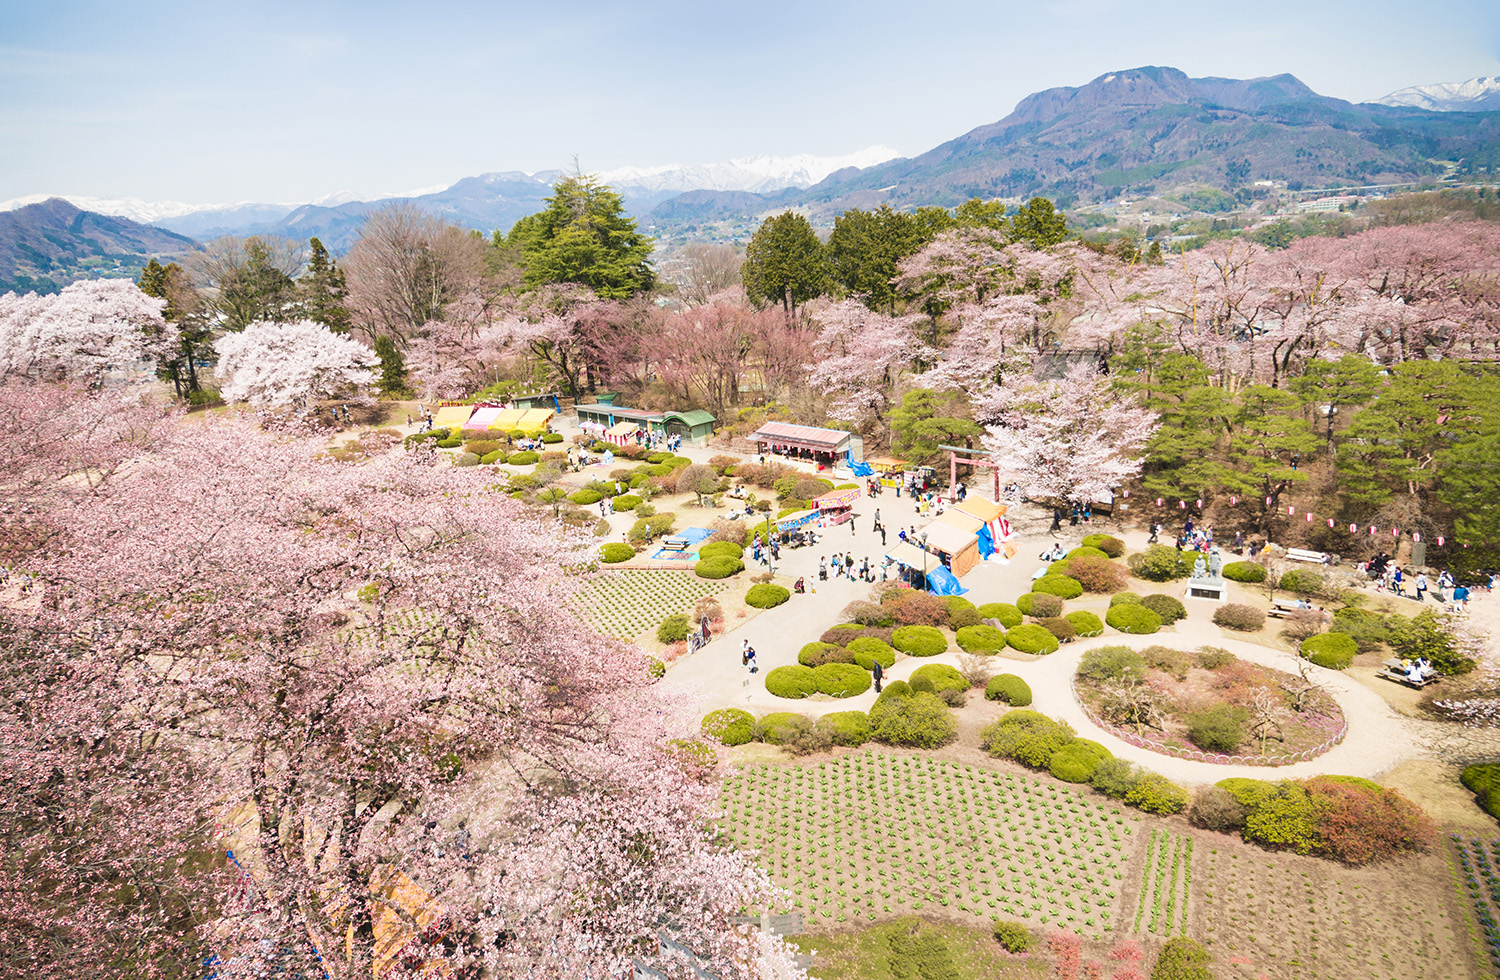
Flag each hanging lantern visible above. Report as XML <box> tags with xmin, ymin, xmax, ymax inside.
<box><xmin>1287</xmin><ymin>505</ymin><xmax>1295</xmax><ymax>516</ymax></box>
<box><xmin>1179</xmin><ymin>500</ymin><xmax>1186</xmax><ymax>509</ymax></box>
<box><xmin>1122</xmin><ymin>489</ymin><xmax>1129</xmax><ymax>498</ymax></box>
<box><xmin>1156</xmin><ymin>497</ymin><xmax>1163</xmax><ymax>507</ymax></box>
<box><xmin>1306</xmin><ymin>512</ymin><xmax>1313</xmax><ymax>522</ymax></box>
<box><xmin>1369</xmin><ymin>525</ymin><xmax>1377</xmax><ymax>535</ymax></box>
<box><xmin>1197</xmin><ymin>499</ymin><xmax>1203</xmax><ymax>509</ymax></box>
<box><xmin>1328</xmin><ymin>518</ymin><xmax>1335</xmax><ymax>528</ymax></box>
<box><xmin>1413</xmin><ymin>532</ymin><xmax>1421</xmax><ymax>543</ymax></box>
<box><xmin>1392</xmin><ymin>527</ymin><xmax>1400</xmax><ymax>538</ymax></box>
<box><xmin>1438</xmin><ymin>536</ymin><xmax>1445</xmax><ymax>546</ymax></box>
<box><xmin>1265</xmin><ymin>497</ymin><xmax>1272</xmax><ymax>507</ymax></box>
<box><xmin>1350</xmin><ymin>523</ymin><xmax>1358</xmax><ymax>533</ymax></box>
<box><xmin>1230</xmin><ymin>495</ymin><xmax>1237</xmax><ymax>506</ymax></box>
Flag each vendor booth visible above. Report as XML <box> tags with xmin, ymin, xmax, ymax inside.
<box><xmin>575</xmin><ymin>403</ymin><xmax>717</xmax><ymax>447</ymax></box>
<box><xmin>813</xmin><ymin>487</ymin><xmax>860</xmax><ymax>526</ymax></box>
<box><xmin>776</xmin><ymin>509</ymin><xmax>819</xmax><ymax>532</ymax></box>
<box><xmin>953</xmin><ymin>495</ymin><xmax>1015</xmax><ymax>558</ymax></box>
<box><xmin>465</xmin><ymin>405</ymin><xmax>503</xmax><ymax>432</ymax></box>
<box><xmin>517</xmin><ymin>407</ymin><xmax>554</xmax><ymax>434</ymax></box>
<box><xmin>604</xmin><ymin>421</ymin><xmax>639</xmax><ymax>446</ymax></box>
<box><xmin>918</xmin><ymin>520</ymin><xmax>982</xmax><ymax>578</ymax></box>
<box><xmin>752</xmin><ymin>421</ymin><xmax>864</xmax><ymax>469</ymax></box>
<box><xmin>866</xmin><ymin>456</ymin><xmax>908</xmax><ymax>488</ymax></box>
<box><xmin>433</xmin><ymin>404</ymin><xmax>475</xmax><ymax>432</ymax></box>
<box><xmin>493</xmin><ymin>408</ymin><xmax>526</xmax><ymax>431</ymax></box>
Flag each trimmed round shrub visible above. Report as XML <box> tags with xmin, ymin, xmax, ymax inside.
<box><xmin>822</xmin><ymin>623</ymin><xmax>868</xmax><ymax>644</ymax></box>
<box><xmin>980</xmin><ymin>710</ymin><xmax>1076</xmax><ymax>768</ymax></box>
<box><xmin>745</xmin><ymin>584</ymin><xmax>791</xmax><ymax>608</ymax></box>
<box><xmin>1140</xmin><ymin>593</ymin><xmax>1187</xmax><ymax>625</ymax></box>
<box><xmin>1065</xmin><ymin>610</ymin><xmax>1104</xmax><ymax>636</ymax></box>
<box><xmin>1301</xmin><ymin>631</ymin><xmax>1357</xmax><ymax>670</ymax></box>
<box><xmin>756</xmin><ymin>712</ymin><xmax>808</xmax><ymax>744</ymax></box>
<box><xmin>454</xmin><ymin>452</ymin><xmax>481</xmax><ymax>467</ymax></box>
<box><xmin>910</xmin><ymin>664</ymin><xmax>967</xmax><ymax>696</ymax></box>
<box><xmin>665</xmin><ymin>455</ymin><xmax>693</xmax><ymax>469</ymax></box>
<box><xmin>1110</xmin><ymin>591</ymin><xmax>1142</xmax><ymax>607</ymax></box>
<box><xmin>1049</xmin><ymin>741</ymin><xmax>1109</xmax><ymax>783</ymax></box>
<box><xmin>1068</xmin><ymin>555</ymin><xmax>1129</xmax><ymax>593</ymax></box>
<box><xmin>436</xmin><ymin>437</ymin><xmax>463</xmax><ymax>449</ymax></box>
<box><xmin>1081</xmin><ymin>533</ymin><xmax>1126</xmax><ymax>558</ymax></box>
<box><xmin>1125</xmin><ymin>773</ymin><xmax>1190</xmax><ymax>815</ymax></box>
<box><xmin>1065</xmin><ymin>545</ymin><xmax>1110</xmax><ymax>561</ymax></box>
<box><xmin>764</xmin><ymin>665</ymin><xmax>819</xmax><ymax>699</ymax></box>
<box><xmin>1032</xmin><ymin>574</ymin><xmax>1084</xmax><ymax>599</ymax></box>
<box><xmin>698</xmin><ymin>540</ymin><xmax>744</xmax><ymax>560</ymax></box>
<box><xmin>1186</xmin><ymin>704</ymin><xmax>1248</xmax><ymax>753</ymax></box>
<box><xmin>1006</xmin><ymin>624</ymin><xmax>1060</xmax><ymax>655</ymax></box>
<box><xmin>977</xmin><ymin>602</ymin><xmax>1023</xmax><ymax>628</ymax></box>
<box><xmin>815</xmin><ymin>662</ymin><xmax>872</xmax><ymax>697</ymax></box>
<box><xmin>1331</xmin><ymin>607</ymin><xmax>1390</xmax><ymax>652</ymax></box>
<box><xmin>600</xmin><ymin>542</ymin><xmax>634</xmax><ymax>563</ymax></box>
<box><xmin>1078</xmin><ymin>645</ymin><xmax>1148</xmax><ymax>682</ymax></box>
<box><xmin>956</xmin><ymin>624</ymin><xmax>1007</xmax><ymax>652</ymax></box>
<box><xmin>992</xmin><ymin>920</ymin><xmax>1031</xmax><ymax>953</ymax></box>
<box><xmin>611</xmin><ymin>493</ymin><xmax>642</xmax><ymax>511</ymax></box>
<box><xmin>949</xmin><ymin>607</ymin><xmax>982</xmax><ymax>630</ymax></box>
<box><xmin>1279</xmin><ymin>568</ymin><xmax>1325</xmax><ymax>595</ymax></box>
<box><xmin>1128</xmin><ymin>544</ymin><xmax>1194</xmax><ymax>582</ymax></box>
<box><xmin>798</xmin><ymin>642</ymin><xmax>843</xmax><ymax>666</ymax></box>
<box><xmin>869</xmin><ymin>691</ymin><xmax>957</xmax><ymax>748</ymax></box>
<box><xmin>701</xmin><ymin>707</ymin><xmax>754</xmax><ymax>745</ymax></box>
<box><xmin>542</xmin><ymin>432</ymin><xmax>564</xmax><ymax>443</ymax></box>
<box><xmin>1037</xmin><ymin>616</ymin><xmax>1077</xmax><ymax>643</ymax></box>
<box><xmin>1152</xmin><ymin>938</ymin><xmax>1213</xmax><ymax>980</ymax></box>
<box><xmin>1212</xmin><ymin>603</ymin><xmax>1265</xmax><ymax>632</ymax></box>
<box><xmin>1047</xmin><ymin>559</ymin><xmax>1072</xmax><ymax>578</ymax></box>
<box><xmin>891</xmin><ymin>625</ymin><xmax>947</xmax><ymax>657</ymax></box>
<box><xmin>816</xmin><ymin>710</ymin><xmax>872</xmax><ymax>747</ymax></box>
<box><xmin>657</xmin><ymin>613</ymin><xmax>691</xmax><ymax>643</ymax></box>
<box><xmin>985</xmin><ymin>674</ymin><xmax>1032</xmax><ymax>706</ymax></box>
<box><xmin>875</xmin><ymin>679</ymin><xmax>912</xmax><ymax>704</ymax></box>
<box><xmin>507</xmin><ymin>450</ymin><xmax>539</xmax><ymax>465</ymax></box>
<box><xmin>479</xmin><ymin>449</ymin><xmax>507</xmax><ymax>464</ymax></box>
<box><xmin>944</xmin><ymin>595</ymin><xmax>977</xmax><ymax>616</ymax></box>
<box><xmin>1222</xmin><ymin>560</ymin><xmax>1266</xmax><ymax>583</ymax></box>
<box><xmin>845</xmin><ymin>637</ymin><xmax>896</xmax><ymax>670</ymax></box>
<box><xmin>694</xmin><ymin>555</ymin><xmax>744</xmax><ymax>579</ymax></box>
<box><xmin>569</xmin><ymin>488</ymin><xmax>603</xmax><ymax>505</ymax></box>
<box><xmin>1106</xmin><ymin>604</ymin><xmax>1162</xmax><ymax>635</ymax></box>
<box><xmin>1016</xmin><ymin>592</ymin><xmax>1064</xmax><ymax>618</ymax></box>
<box><xmin>888</xmin><ymin>591</ymin><xmax>949</xmax><ymax>627</ymax></box>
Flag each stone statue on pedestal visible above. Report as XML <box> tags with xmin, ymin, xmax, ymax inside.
<box><xmin>1193</xmin><ymin>555</ymin><xmax>1208</xmax><ymax>580</ymax></box>
<box><xmin>1208</xmin><ymin>550</ymin><xmax>1224</xmax><ymax>578</ymax></box>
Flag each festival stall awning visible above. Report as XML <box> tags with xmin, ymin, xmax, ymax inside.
<box><xmin>813</xmin><ymin>488</ymin><xmax>861</xmax><ymax>510</ymax></box>
<box><xmin>866</xmin><ymin>456</ymin><xmax>908</xmax><ymax>473</ymax></box>
<box><xmin>466</xmin><ymin>405</ymin><xmax>503</xmax><ymax>429</ymax></box>
<box><xmin>752</xmin><ymin>421</ymin><xmax>852</xmax><ymax>453</ymax></box>
<box><xmin>920</xmin><ymin>520</ymin><xmax>978</xmax><ymax>557</ymax></box>
<box><xmin>776</xmin><ymin>509</ymin><xmax>819</xmax><ymax>530</ymax></box>
<box><xmin>518</xmin><ymin>408</ymin><xmax>554</xmax><ymax>432</ymax></box>
<box><xmin>937</xmin><ymin>510</ymin><xmax>984</xmax><ymax>534</ymax></box>
<box><xmin>956</xmin><ymin>496</ymin><xmax>1007</xmax><ymax>522</ymax></box>
<box><xmin>433</xmin><ymin>405</ymin><xmax>474</xmax><ymax>431</ymax></box>
<box><xmin>884</xmin><ymin>541</ymin><xmax>932</xmax><ymax>570</ymax></box>
<box><xmin>494</xmin><ymin>409</ymin><xmax>526</xmax><ymax>431</ymax></box>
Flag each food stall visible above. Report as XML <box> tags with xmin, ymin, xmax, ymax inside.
<box><xmin>813</xmin><ymin>487</ymin><xmax>860</xmax><ymax>527</ymax></box>
<box><xmin>917</xmin><ymin>519</ymin><xmax>981</xmax><ymax>578</ymax></box>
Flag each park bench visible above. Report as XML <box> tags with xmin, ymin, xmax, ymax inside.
<box><xmin>1267</xmin><ymin>599</ymin><xmax>1310</xmax><ymax>619</ymax></box>
<box><xmin>1285</xmin><ymin>548</ymin><xmax>1329</xmax><ymax>564</ymax></box>
<box><xmin>1377</xmin><ymin>657</ymin><xmax>1440</xmax><ymax>688</ymax></box>
<box><xmin>659</xmin><ymin>536</ymin><xmax>690</xmax><ymax>552</ymax></box>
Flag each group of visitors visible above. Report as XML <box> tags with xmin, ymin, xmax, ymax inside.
<box><xmin>1050</xmin><ymin>502</ymin><xmax>1093</xmax><ymax>531</ymax></box>
<box><xmin>637</xmin><ymin>430</ymin><xmax>683</xmax><ymax>452</ymax></box>
<box><xmin>818</xmin><ymin>553</ymin><xmax>887</xmax><ymax>583</ymax></box>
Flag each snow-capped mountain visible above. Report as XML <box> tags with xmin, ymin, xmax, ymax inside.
<box><xmin>1375</xmin><ymin>76</ymin><xmax>1500</xmax><ymax>112</ymax></box>
<box><xmin>599</xmin><ymin>145</ymin><xmax>902</xmax><ymax>196</ymax></box>
<box><xmin>0</xmin><ymin>193</ymin><xmax>258</xmax><ymax>224</ymax></box>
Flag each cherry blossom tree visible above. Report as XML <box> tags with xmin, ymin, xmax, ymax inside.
<box><xmin>978</xmin><ymin>364</ymin><xmax>1159</xmax><ymax>503</ymax></box>
<box><xmin>805</xmin><ymin>300</ymin><xmax>931</xmax><ymax>440</ymax></box>
<box><xmin>213</xmin><ymin>319</ymin><xmax>378</xmax><ymax>409</ymax></box>
<box><xmin>1</xmin><ymin>390</ymin><xmax>797</xmax><ymax>980</ymax></box>
<box><xmin>0</xmin><ymin>279</ymin><xmax>176</xmax><ymax>381</ymax></box>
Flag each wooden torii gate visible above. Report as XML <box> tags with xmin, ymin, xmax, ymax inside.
<box><xmin>940</xmin><ymin>445</ymin><xmax>1002</xmax><ymax>500</ymax></box>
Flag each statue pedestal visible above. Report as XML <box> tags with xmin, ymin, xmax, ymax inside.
<box><xmin>1185</xmin><ymin>576</ymin><xmax>1227</xmax><ymax>602</ymax></box>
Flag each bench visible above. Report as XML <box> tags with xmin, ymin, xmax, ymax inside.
<box><xmin>1267</xmin><ymin>599</ymin><xmax>1310</xmax><ymax>619</ymax></box>
<box><xmin>659</xmin><ymin>536</ymin><xmax>690</xmax><ymax>551</ymax></box>
<box><xmin>1377</xmin><ymin>657</ymin><xmax>1440</xmax><ymax>688</ymax></box>
<box><xmin>1285</xmin><ymin>548</ymin><xmax>1329</xmax><ymax>564</ymax></box>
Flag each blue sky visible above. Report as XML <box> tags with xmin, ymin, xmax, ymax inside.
<box><xmin>3</xmin><ymin>0</ymin><xmax>1498</xmax><ymax>204</ymax></box>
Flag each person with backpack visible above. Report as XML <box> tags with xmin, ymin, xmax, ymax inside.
<box><xmin>871</xmin><ymin>658</ymin><xmax>883</xmax><ymax>693</ymax></box>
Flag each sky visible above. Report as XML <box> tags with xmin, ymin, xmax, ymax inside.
<box><xmin>3</xmin><ymin>0</ymin><xmax>1499</xmax><ymax>205</ymax></box>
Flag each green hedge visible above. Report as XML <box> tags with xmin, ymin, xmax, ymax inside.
<box><xmin>756</xmin><ymin>712</ymin><xmax>808</xmax><ymax>744</ymax></box>
<box><xmin>1081</xmin><ymin>533</ymin><xmax>1126</xmax><ymax>558</ymax></box>
<box><xmin>1222</xmin><ymin>561</ymin><xmax>1266</xmax><ymax>583</ymax></box>
<box><xmin>891</xmin><ymin>625</ymin><xmax>948</xmax><ymax>657</ymax></box>
<box><xmin>992</xmin><ymin>921</ymin><xmax>1032</xmax><ymax>953</ymax></box>
<box><xmin>542</xmin><ymin>432</ymin><xmax>564</xmax><ymax>444</ymax></box>
<box><xmin>1140</xmin><ymin>593</ymin><xmax>1187</xmax><ymax>625</ymax></box>
<box><xmin>817</xmin><ymin>711</ymin><xmax>872</xmax><ymax>746</ymax></box>
<box><xmin>984</xmin><ymin>674</ymin><xmax>1032</xmax><ymax>706</ymax></box>
<box><xmin>869</xmin><ymin>690</ymin><xmax>957</xmax><ymax>748</ymax></box>
<box><xmin>1016</xmin><ymin>592</ymin><xmax>1063</xmax><ymax>618</ymax></box>
<box><xmin>1110</xmin><ymin>591</ymin><xmax>1142</xmax><ymax>607</ymax></box>
<box><xmin>612</xmin><ymin>494</ymin><xmax>642</xmax><ymax>511</ymax></box>
<box><xmin>1032</xmin><ymin>574</ymin><xmax>1084</xmax><ymax>599</ymax></box>
<box><xmin>1065</xmin><ymin>545</ymin><xmax>1110</xmax><ymax>561</ymax></box>
<box><xmin>815</xmin><ymin>662</ymin><xmax>872</xmax><ymax>697</ymax></box>
<box><xmin>436</xmin><ymin>437</ymin><xmax>463</xmax><ymax>449</ymax></box>
<box><xmin>764</xmin><ymin>665</ymin><xmax>819</xmax><ymax>699</ymax></box>
<box><xmin>798</xmin><ymin>642</ymin><xmax>842</xmax><ymax>666</ymax></box>
<box><xmin>658</xmin><ymin>614</ymin><xmax>692</xmax><ymax>643</ymax></box>
<box><xmin>698</xmin><ymin>541</ymin><xmax>744</xmax><ymax>560</ymax></box>
<box><xmin>1128</xmin><ymin>544</ymin><xmax>1194</xmax><ymax>582</ymax></box>
<box><xmin>956</xmin><ymin>624</ymin><xmax>1007</xmax><ymax>652</ymax></box>
<box><xmin>694</xmin><ymin>555</ymin><xmax>744</xmax><ymax>579</ymax></box>
<box><xmin>977</xmin><ymin>602</ymin><xmax>1023</xmax><ymax>628</ymax></box>
<box><xmin>1279</xmin><ymin>569</ymin><xmax>1325</xmax><ymax>595</ymax></box>
<box><xmin>454</xmin><ymin>453</ymin><xmax>481</xmax><ymax>467</ymax></box>
<box><xmin>979</xmin><ymin>710</ymin><xmax>1076</xmax><ymax>768</ymax></box>
<box><xmin>1124</xmin><ymin>773</ymin><xmax>1189</xmax><ymax>814</ymax></box>
<box><xmin>1462</xmin><ymin>764</ymin><xmax>1500</xmax><ymax>820</ymax></box>
<box><xmin>846</xmin><ymin>637</ymin><xmax>896</xmax><ymax>670</ymax></box>
<box><xmin>1151</xmin><ymin>938</ymin><xmax>1213</xmax><ymax>980</ymax></box>
<box><xmin>479</xmin><ymin>450</ymin><xmax>507</xmax><ymax>464</ymax></box>
<box><xmin>1065</xmin><ymin>610</ymin><xmax>1104</xmax><ymax>636</ymax></box>
<box><xmin>701</xmin><ymin>707</ymin><xmax>754</xmax><ymax>745</ymax></box>
<box><xmin>507</xmin><ymin>450</ymin><xmax>539</xmax><ymax>465</ymax></box>
<box><xmin>600</xmin><ymin>542</ymin><xmax>634</xmax><ymax>563</ymax></box>
<box><xmin>909</xmin><ymin>664</ymin><xmax>967</xmax><ymax>695</ymax></box>
<box><xmin>569</xmin><ymin>489</ymin><xmax>603</xmax><ymax>505</ymax></box>
<box><xmin>1106</xmin><ymin>604</ymin><xmax>1162</xmax><ymax>634</ymax></box>
<box><xmin>1049</xmin><ymin>741</ymin><xmax>1110</xmax><ymax>783</ymax></box>
<box><xmin>1301</xmin><ymin>631</ymin><xmax>1357</xmax><ymax>670</ymax></box>
<box><xmin>746</xmin><ymin>584</ymin><xmax>791</xmax><ymax>608</ymax></box>
<box><xmin>1006</xmin><ymin>624</ymin><xmax>1060</xmax><ymax>655</ymax></box>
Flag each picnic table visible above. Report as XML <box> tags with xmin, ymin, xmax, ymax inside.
<box><xmin>1285</xmin><ymin>548</ymin><xmax>1330</xmax><ymax>564</ymax></box>
<box><xmin>1377</xmin><ymin>657</ymin><xmax>1439</xmax><ymax>688</ymax></box>
<box><xmin>1268</xmin><ymin>599</ymin><xmax>1313</xmax><ymax>619</ymax></box>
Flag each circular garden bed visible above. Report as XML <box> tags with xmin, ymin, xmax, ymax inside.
<box><xmin>1071</xmin><ymin>644</ymin><xmax>1346</xmax><ymax>766</ymax></box>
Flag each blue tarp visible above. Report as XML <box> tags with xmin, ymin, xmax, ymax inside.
<box><xmin>976</xmin><ymin>524</ymin><xmax>996</xmax><ymax>559</ymax></box>
<box><xmin>850</xmin><ymin>461</ymin><xmax>874</xmax><ymax>477</ymax></box>
<box><xmin>925</xmin><ymin>565</ymin><xmax>968</xmax><ymax>596</ymax></box>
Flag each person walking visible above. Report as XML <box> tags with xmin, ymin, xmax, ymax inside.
<box><xmin>1051</xmin><ymin>508</ymin><xmax>1063</xmax><ymax>533</ymax></box>
<box><xmin>871</xmin><ymin>658</ymin><xmax>884</xmax><ymax>693</ymax></box>
<box><xmin>1414</xmin><ymin>572</ymin><xmax>1429</xmax><ymax>601</ymax></box>
<box><xmin>744</xmin><ymin>645</ymin><xmax>757</xmax><ymax>673</ymax></box>
<box><xmin>700</xmin><ymin>617</ymin><xmax>711</xmax><ymax>646</ymax></box>
<box><xmin>819</xmin><ymin>556</ymin><xmax>828</xmax><ymax>581</ymax></box>
<box><xmin>850</xmin><ymin>516</ymin><xmax>856</xmax><ymax>536</ymax></box>
<box><xmin>879</xmin><ymin>525</ymin><xmax>887</xmax><ymax>547</ymax></box>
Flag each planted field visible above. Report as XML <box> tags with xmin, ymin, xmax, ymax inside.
<box><xmin>1131</xmin><ymin>829</ymin><xmax>1193</xmax><ymax>937</ymax></box>
<box><xmin>1193</xmin><ymin>838</ymin><xmax>1475</xmax><ymax>980</ymax></box>
<box><xmin>575</xmin><ymin>569</ymin><xmax>726</xmax><ymax>639</ymax></box>
<box><xmin>1453</xmin><ymin>836</ymin><xmax>1500</xmax><ymax>977</ymax></box>
<box><xmin>719</xmin><ymin>753</ymin><xmax>1141</xmax><ymax>937</ymax></box>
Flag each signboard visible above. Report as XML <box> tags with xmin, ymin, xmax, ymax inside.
<box><xmin>813</xmin><ymin>488</ymin><xmax>860</xmax><ymax>510</ymax></box>
<box><xmin>775</xmin><ymin>510</ymin><xmax>818</xmax><ymax>531</ymax></box>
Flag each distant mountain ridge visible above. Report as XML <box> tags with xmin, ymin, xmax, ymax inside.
<box><xmin>0</xmin><ymin>198</ymin><xmax>197</xmax><ymax>294</ymax></box>
<box><xmin>1376</xmin><ymin>76</ymin><xmax>1500</xmax><ymax>112</ymax></box>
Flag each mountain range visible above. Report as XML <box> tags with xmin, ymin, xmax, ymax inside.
<box><xmin>4</xmin><ymin>65</ymin><xmax>1500</xmax><ymax>288</ymax></box>
<box><xmin>0</xmin><ymin>198</ymin><xmax>197</xmax><ymax>294</ymax></box>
